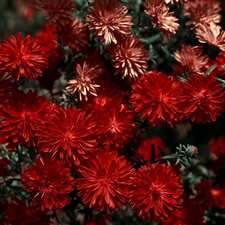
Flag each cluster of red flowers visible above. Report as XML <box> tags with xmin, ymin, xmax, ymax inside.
<box><xmin>1</xmin><ymin>0</ymin><xmax>225</xmax><ymax>224</ymax></box>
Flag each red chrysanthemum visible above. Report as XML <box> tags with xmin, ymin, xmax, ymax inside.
<box><xmin>21</xmin><ymin>156</ymin><xmax>74</xmax><ymax>211</ymax></box>
<box><xmin>57</xmin><ymin>17</ymin><xmax>90</xmax><ymax>54</ymax></box>
<box><xmin>107</xmin><ymin>35</ymin><xmax>149</xmax><ymax>80</ymax></box>
<box><xmin>210</xmin><ymin>136</ymin><xmax>225</xmax><ymax>158</ymax></box>
<box><xmin>180</xmin><ymin>74</ymin><xmax>225</xmax><ymax>124</ymax></box>
<box><xmin>130</xmin><ymin>71</ymin><xmax>181</xmax><ymax>128</ymax></box>
<box><xmin>162</xmin><ymin>194</ymin><xmax>205</xmax><ymax>225</ymax></box>
<box><xmin>76</xmin><ymin>150</ymin><xmax>135</xmax><ymax>212</ymax></box>
<box><xmin>35</xmin><ymin>0</ymin><xmax>76</xmax><ymax>25</ymax></box>
<box><xmin>0</xmin><ymin>90</ymin><xmax>49</xmax><ymax>148</ymax></box>
<box><xmin>129</xmin><ymin>163</ymin><xmax>183</xmax><ymax>222</ymax></box>
<box><xmin>86</xmin><ymin>0</ymin><xmax>133</xmax><ymax>44</ymax></box>
<box><xmin>36</xmin><ymin>106</ymin><xmax>97</xmax><ymax>166</ymax></box>
<box><xmin>143</xmin><ymin>0</ymin><xmax>179</xmax><ymax>38</ymax></box>
<box><xmin>66</xmin><ymin>61</ymin><xmax>102</xmax><ymax>101</ymax></box>
<box><xmin>195</xmin><ymin>22</ymin><xmax>225</xmax><ymax>51</ymax></box>
<box><xmin>174</xmin><ymin>44</ymin><xmax>208</xmax><ymax>74</ymax></box>
<box><xmin>0</xmin><ymin>33</ymin><xmax>47</xmax><ymax>81</ymax></box>
<box><xmin>6</xmin><ymin>197</ymin><xmax>50</xmax><ymax>225</ymax></box>
<box><xmin>0</xmin><ymin>73</ymin><xmax>13</xmax><ymax>108</ymax></box>
<box><xmin>91</xmin><ymin>104</ymin><xmax>136</xmax><ymax>151</ymax></box>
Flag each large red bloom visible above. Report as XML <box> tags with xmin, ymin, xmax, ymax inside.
<box><xmin>35</xmin><ymin>0</ymin><xmax>76</xmax><ymax>25</ymax></box>
<box><xmin>0</xmin><ymin>33</ymin><xmax>47</xmax><ymax>81</ymax></box>
<box><xmin>0</xmin><ymin>90</ymin><xmax>49</xmax><ymax>148</ymax></box>
<box><xmin>107</xmin><ymin>35</ymin><xmax>149</xmax><ymax>80</ymax></box>
<box><xmin>36</xmin><ymin>106</ymin><xmax>97</xmax><ymax>166</ymax></box>
<box><xmin>86</xmin><ymin>0</ymin><xmax>133</xmax><ymax>44</ymax></box>
<box><xmin>129</xmin><ymin>163</ymin><xmax>183</xmax><ymax>222</ymax></box>
<box><xmin>130</xmin><ymin>71</ymin><xmax>181</xmax><ymax>128</ymax></box>
<box><xmin>6</xmin><ymin>197</ymin><xmax>50</xmax><ymax>225</ymax></box>
<box><xmin>76</xmin><ymin>150</ymin><xmax>135</xmax><ymax>212</ymax></box>
<box><xmin>21</xmin><ymin>156</ymin><xmax>74</xmax><ymax>211</ymax></box>
<box><xmin>180</xmin><ymin>74</ymin><xmax>225</xmax><ymax>124</ymax></box>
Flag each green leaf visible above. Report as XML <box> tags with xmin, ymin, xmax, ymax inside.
<box><xmin>222</xmin><ymin>64</ymin><xmax>225</xmax><ymax>71</ymax></box>
<box><xmin>141</xmin><ymin>33</ymin><xmax>161</xmax><ymax>45</ymax></box>
<box><xmin>204</xmin><ymin>64</ymin><xmax>217</xmax><ymax>76</ymax></box>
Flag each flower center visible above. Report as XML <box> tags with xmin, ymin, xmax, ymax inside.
<box><xmin>196</xmin><ymin>90</ymin><xmax>208</xmax><ymax>105</ymax></box>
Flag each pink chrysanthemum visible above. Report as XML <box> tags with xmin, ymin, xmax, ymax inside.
<box><xmin>129</xmin><ymin>163</ymin><xmax>183</xmax><ymax>222</ymax></box>
<box><xmin>76</xmin><ymin>150</ymin><xmax>135</xmax><ymax>212</ymax></box>
<box><xmin>180</xmin><ymin>74</ymin><xmax>225</xmax><ymax>124</ymax></box>
<box><xmin>130</xmin><ymin>71</ymin><xmax>181</xmax><ymax>128</ymax></box>
<box><xmin>35</xmin><ymin>0</ymin><xmax>76</xmax><ymax>25</ymax></box>
<box><xmin>143</xmin><ymin>0</ymin><xmax>179</xmax><ymax>38</ymax></box>
<box><xmin>0</xmin><ymin>90</ymin><xmax>49</xmax><ymax>148</ymax></box>
<box><xmin>66</xmin><ymin>61</ymin><xmax>102</xmax><ymax>101</ymax></box>
<box><xmin>36</xmin><ymin>106</ymin><xmax>97</xmax><ymax>166</ymax></box>
<box><xmin>0</xmin><ymin>33</ymin><xmax>47</xmax><ymax>81</ymax></box>
<box><xmin>174</xmin><ymin>44</ymin><xmax>208</xmax><ymax>74</ymax></box>
<box><xmin>6</xmin><ymin>197</ymin><xmax>50</xmax><ymax>225</ymax></box>
<box><xmin>21</xmin><ymin>156</ymin><xmax>74</xmax><ymax>211</ymax></box>
<box><xmin>195</xmin><ymin>22</ymin><xmax>225</xmax><ymax>51</ymax></box>
<box><xmin>86</xmin><ymin>0</ymin><xmax>133</xmax><ymax>44</ymax></box>
<box><xmin>57</xmin><ymin>17</ymin><xmax>90</xmax><ymax>54</ymax></box>
<box><xmin>107</xmin><ymin>35</ymin><xmax>149</xmax><ymax>80</ymax></box>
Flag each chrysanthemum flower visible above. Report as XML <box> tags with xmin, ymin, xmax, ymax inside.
<box><xmin>107</xmin><ymin>35</ymin><xmax>149</xmax><ymax>80</ymax></box>
<box><xmin>21</xmin><ymin>156</ymin><xmax>74</xmax><ymax>211</ymax></box>
<box><xmin>76</xmin><ymin>150</ymin><xmax>135</xmax><ymax>212</ymax></box>
<box><xmin>0</xmin><ymin>33</ymin><xmax>47</xmax><ymax>81</ymax></box>
<box><xmin>195</xmin><ymin>22</ymin><xmax>225</xmax><ymax>51</ymax></box>
<box><xmin>210</xmin><ymin>136</ymin><xmax>225</xmax><ymax>158</ymax></box>
<box><xmin>35</xmin><ymin>0</ymin><xmax>76</xmax><ymax>25</ymax></box>
<box><xmin>143</xmin><ymin>0</ymin><xmax>179</xmax><ymax>38</ymax></box>
<box><xmin>174</xmin><ymin>44</ymin><xmax>208</xmax><ymax>74</ymax></box>
<box><xmin>6</xmin><ymin>197</ymin><xmax>50</xmax><ymax>225</ymax></box>
<box><xmin>56</xmin><ymin>17</ymin><xmax>90</xmax><ymax>54</ymax></box>
<box><xmin>86</xmin><ymin>0</ymin><xmax>133</xmax><ymax>44</ymax></box>
<box><xmin>183</xmin><ymin>0</ymin><xmax>221</xmax><ymax>26</ymax></box>
<box><xmin>66</xmin><ymin>61</ymin><xmax>102</xmax><ymax>101</ymax></box>
<box><xmin>162</xmin><ymin>194</ymin><xmax>205</xmax><ymax>225</ymax></box>
<box><xmin>180</xmin><ymin>74</ymin><xmax>225</xmax><ymax>124</ymax></box>
<box><xmin>91</xmin><ymin>104</ymin><xmax>136</xmax><ymax>150</ymax></box>
<box><xmin>36</xmin><ymin>106</ymin><xmax>97</xmax><ymax>166</ymax></box>
<box><xmin>0</xmin><ymin>73</ymin><xmax>13</xmax><ymax>108</ymax></box>
<box><xmin>130</xmin><ymin>71</ymin><xmax>181</xmax><ymax>128</ymax></box>
<box><xmin>165</xmin><ymin>0</ymin><xmax>186</xmax><ymax>4</ymax></box>
<box><xmin>0</xmin><ymin>90</ymin><xmax>49</xmax><ymax>148</ymax></box>
<box><xmin>129</xmin><ymin>163</ymin><xmax>183</xmax><ymax>222</ymax></box>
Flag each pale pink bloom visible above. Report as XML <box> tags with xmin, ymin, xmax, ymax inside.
<box><xmin>86</xmin><ymin>0</ymin><xmax>133</xmax><ymax>44</ymax></box>
<box><xmin>165</xmin><ymin>0</ymin><xmax>186</xmax><ymax>4</ymax></box>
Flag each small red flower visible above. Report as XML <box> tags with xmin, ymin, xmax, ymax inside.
<box><xmin>129</xmin><ymin>163</ymin><xmax>183</xmax><ymax>222</ymax></box>
<box><xmin>0</xmin><ymin>90</ymin><xmax>49</xmax><ymax>148</ymax></box>
<box><xmin>210</xmin><ymin>136</ymin><xmax>225</xmax><ymax>158</ymax></box>
<box><xmin>174</xmin><ymin>44</ymin><xmax>208</xmax><ymax>74</ymax></box>
<box><xmin>0</xmin><ymin>33</ymin><xmax>47</xmax><ymax>81</ymax></box>
<box><xmin>21</xmin><ymin>156</ymin><xmax>74</xmax><ymax>211</ymax></box>
<box><xmin>130</xmin><ymin>71</ymin><xmax>181</xmax><ymax>128</ymax></box>
<box><xmin>107</xmin><ymin>35</ymin><xmax>149</xmax><ymax>80</ymax></box>
<box><xmin>143</xmin><ymin>0</ymin><xmax>179</xmax><ymax>38</ymax></box>
<box><xmin>180</xmin><ymin>74</ymin><xmax>225</xmax><ymax>124</ymax></box>
<box><xmin>0</xmin><ymin>73</ymin><xmax>13</xmax><ymax>108</ymax></box>
<box><xmin>76</xmin><ymin>150</ymin><xmax>135</xmax><ymax>212</ymax></box>
<box><xmin>86</xmin><ymin>0</ymin><xmax>133</xmax><ymax>44</ymax></box>
<box><xmin>6</xmin><ymin>197</ymin><xmax>50</xmax><ymax>225</ymax></box>
<box><xmin>35</xmin><ymin>0</ymin><xmax>76</xmax><ymax>25</ymax></box>
<box><xmin>36</xmin><ymin>106</ymin><xmax>97</xmax><ymax>166</ymax></box>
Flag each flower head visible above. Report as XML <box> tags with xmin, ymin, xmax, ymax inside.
<box><xmin>129</xmin><ymin>163</ymin><xmax>183</xmax><ymax>222</ymax></box>
<box><xmin>86</xmin><ymin>0</ymin><xmax>133</xmax><ymax>44</ymax></box>
<box><xmin>66</xmin><ymin>61</ymin><xmax>102</xmax><ymax>101</ymax></box>
<box><xmin>107</xmin><ymin>35</ymin><xmax>149</xmax><ymax>80</ymax></box>
<box><xmin>174</xmin><ymin>44</ymin><xmax>208</xmax><ymax>74</ymax></box>
<box><xmin>0</xmin><ymin>90</ymin><xmax>49</xmax><ymax>148</ymax></box>
<box><xmin>36</xmin><ymin>106</ymin><xmax>97</xmax><ymax>166</ymax></box>
<box><xmin>0</xmin><ymin>33</ymin><xmax>47</xmax><ymax>81</ymax></box>
<box><xmin>143</xmin><ymin>0</ymin><xmax>179</xmax><ymax>38</ymax></box>
<box><xmin>210</xmin><ymin>136</ymin><xmax>225</xmax><ymax>158</ymax></box>
<box><xmin>130</xmin><ymin>71</ymin><xmax>181</xmax><ymax>128</ymax></box>
<box><xmin>21</xmin><ymin>156</ymin><xmax>74</xmax><ymax>211</ymax></box>
<box><xmin>76</xmin><ymin>150</ymin><xmax>135</xmax><ymax>212</ymax></box>
<box><xmin>35</xmin><ymin>0</ymin><xmax>76</xmax><ymax>25</ymax></box>
<box><xmin>6</xmin><ymin>197</ymin><xmax>50</xmax><ymax>225</ymax></box>
<box><xmin>180</xmin><ymin>74</ymin><xmax>225</xmax><ymax>124</ymax></box>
